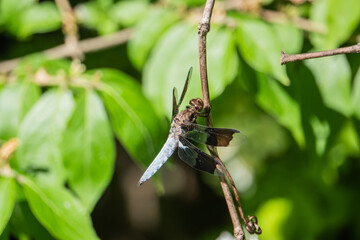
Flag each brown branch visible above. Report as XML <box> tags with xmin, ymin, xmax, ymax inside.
<box><xmin>0</xmin><ymin>28</ymin><xmax>133</xmax><ymax>73</ymax></box>
<box><xmin>198</xmin><ymin>1</ymin><xmax>260</xmax><ymax>239</ymax></box>
<box><xmin>260</xmin><ymin>9</ymin><xmax>326</xmax><ymax>34</ymax></box>
<box><xmin>0</xmin><ymin>138</ymin><xmax>19</xmax><ymax>165</ymax></box>
<box><xmin>281</xmin><ymin>43</ymin><xmax>360</xmax><ymax>65</ymax></box>
<box><xmin>218</xmin><ymin>170</ymin><xmax>244</xmax><ymax>240</ymax></box>
<box><xmin>220</xmin><ymin>0</ymin><xmax>326</xmax><ymax>34</ymax></box>
<box><xmin>216</xmin><ymin>158</ymin><xmax>262</xmax><ymax>235</ymax></box>
<box><xmin>55</xmin><ymin>0</ymin><xmax>83</xmax><ymax>59</ymax></box>
<box><xmin>198</xmin><ymin>0</ymin><xmax>214</xmax><ymax>113</ymax></box>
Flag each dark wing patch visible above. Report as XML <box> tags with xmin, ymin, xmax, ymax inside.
<box><xmin>178</xmin><ymin>135</ymin><xmax>219</xmax><ymax>175</ymax></box>
<box><xmin>184</xmin><ymin>124</ymin><xmax>242</xmax><ymax>147</ymax></box>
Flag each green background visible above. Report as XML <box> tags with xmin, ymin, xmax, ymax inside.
<box><xmin>0</xmin><ymin>0</ymin><xmax>359</xmax><ymax>239</ymax></box>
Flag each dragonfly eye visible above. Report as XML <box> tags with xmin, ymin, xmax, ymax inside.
<box><xmin>189</xmin><ymin>98</ymin><xmax>204</xmax><ymax>112</ymax></box>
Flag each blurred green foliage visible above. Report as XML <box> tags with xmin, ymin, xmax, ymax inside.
<box><xmin>0</xmin><ymin>0</ymin><xmax>360</xmax><ymax>239</ymax></box>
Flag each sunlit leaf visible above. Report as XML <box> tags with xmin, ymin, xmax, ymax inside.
<box><xmin>0</xmin><ymin>82</ymin><xmax>40</xmax><ymax>140</ymax></box>
<box><xmin>256</xmin><ymin>73</ymin><xmax>305</xmax><ymax>146</ymax></box>
<box><xmin>0</xmin><ymin>0</ymin><xmax>35</xmax><ymax>34</ymax></box>
<box><xmin>97</xmin><ymin>69</ymin><xmax>164</xmax><ymax>167</ymax></box>
<box><xmin>22</xmin><ymin>177</ymin><xmax>99</xmax><ymax>240</ymax></box>
<box><xmin>62</xmin><ymin>89</ymin><xmax>115</xmax><ymax>211</ymax></box>
<box><xmin>17</xmin><ymin>2</ymin><xmax>61</xmax><ymax>39</ymax></box>
<box><xmin>234</xmin><ymin>14</ymin><xmax>290</xmax><ymax>85</ymax></box>
<box><xmin>310</xmin><ymin>0</ymin><xmax>360</xmax><ymax>49</ymax></box>
<box><xmin>352</xmin><ymin>67</ymin><xmax>360</xmax><ymax>119</ymax></box>
<box><xmin>128</xmin><ymin>8</ymin><xmax>179</xmax><ymax>69</ymax></box>
<box><xmin>15</xmin><ymin>90</ymin><xmax>74</xmax><ymax>186</ymax></box>
<box><xmin>169</xmin><ymin>0</ymin><xmax>204</xmax><ymax>7</ymax></box>
<box><xmin>76</xmin><ymin>1</ymin><xmax>117</xmax><ymax>35</ymax></box>
<box><xmin>109</xmin><ymin>1</ymin><xmax>149</xmax><ymax>27</ymax></box>
<box><xmin>256</xmin><ymin>198</ymin><xmax>293</xmax><ymax>240</ymax></box>
<box><xmin>143</xmin><ymin>22</ymin><xmax>238</xmax><ymax>116</ymax></box>
<box><xmin>273</xmin><ymin>23</ymin><xmax>303</xmax><ymax>54</ymax></box>
<box><xmin>305</xmin><ymin>55</ymin><xmax>352</xmax><ymax>116</ymax></box>
<box><xmin>0</xmin><ymin>177</ymin><xmax>16</xmax><ymax>235</ymax></box>
<box><xmin>15</xmin><ymin>55</ymin><xmax>72</xmax><ymax>76</ymax></box>
<box><xmin>310</xmin><ymin>116</ymin><xmax>330</xmax><ymax>156</ymax></box>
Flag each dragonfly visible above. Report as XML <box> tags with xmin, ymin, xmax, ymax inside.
<box><xmin>138</xmin><ymin>67</ymin><xmax>243</xmax><ymax>186</ymax></box>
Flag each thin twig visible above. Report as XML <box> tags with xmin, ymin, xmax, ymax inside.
<box><xmin>281</xmin><ymin>43</ymin><xmax>360</xmax><ymax>65</ymax></box>
<box><xmin>198</xmin><ymin>1</ymin><xmax>248</xmax><ymax>239</ymax></box>
<box><xmin>218</xmin><ymin>170</ymin><xmax>244</xmax><ymax>240</ymax></box>
<box><xmin>260</xmin><ymin>9</ymin><xmax>326</xmax><ymax>34</ymax></box>
<box><xmin>198</xmin><ymin>0</ymin><xmax>214</xmax><ymax>113</ymax></box>
<box><xmin>220</xmin><ymin>0</ymin><xmax>326</xmax><ymax>34</ymax></box>
<box><xmin>0</xmin><ymin>28</ymin><xmax>132</xmax><ymax>73</ymax></box>
<box><xmin>0</xmin><ymin>138</ymin><xmax>19</xmax><ymax>165</ymax></box>
<box><xmin>55</xmin><ymin>0</ymin><xmax>83</xmax><ymax>59</ymax></box>
<box><xmin>216</xmin><ymin>158</ymin><xmax>262</xmax><ymax>235</ymax></box>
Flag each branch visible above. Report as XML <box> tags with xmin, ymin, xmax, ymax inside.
<box><xmin>55</xmin><ymin>0</ymin><xmax>83</xmax><ymax>59</ymax></box>
<box><xmin>198</xmin><ymin>1</ymin><xmax>245</xmax><ymax>239</ymax></box>
<box><xmin>0</xmin><ymin>28</ymin><xmax>132</xmax><ymax>73</ymax></box>
<box><xmin>0</xmin><ymin>138</ymin><xmax>19</xmax><ymax>165</ymax></box>
<box><xmin>198</xmin><ymin>1</ymin><xmax>263</xmax><ymax>239</ymax></box>
<box><xmin>281</xmin><ymin>43</ymin><xmax>360</xmax><ymax>65</ymax></box>
<box><xmin>221</xmin><ymin>0</ymin><xmax>326</xmax><ymax>34</ymax></box>
<box><xmin>198</xmin><ymin>0</ymin><xmax>214</xmax><ymax>113</ymax></box>
<box><xmin>260</xmin><ymin>9</ymin><xmax>326</xmax><ymax>34</ymax></box>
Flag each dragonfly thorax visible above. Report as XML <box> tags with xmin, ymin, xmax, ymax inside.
<box><xmin>189</xmin><ymin>98</ymin><xmax>204</xmax><ymax>112</ymax></box>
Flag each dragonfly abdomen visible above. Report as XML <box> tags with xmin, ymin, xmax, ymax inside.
<box><xmin>137</xmin><ymin>133</ymin><xmax>178</xmax><ymax>186</ymax></box>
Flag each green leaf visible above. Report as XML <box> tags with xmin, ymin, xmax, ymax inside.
<box><xmin>15</xmin><ymin>55</ymin><xmax>72</xmax><ymax>76</ymax></box>
<box><xmin>352</xmin><ymin>67</ymin><xmax>360</xmax><ymax>119</ymax></box>
<box><xmin>143</xmin><ymin>22</ymin><xmax>238</xmax><ymax>116</ymax></box>
<box><xmin>17</xmin><ymin>2</ymin><xmax>61</xmax><ymax>39</ymax></box>
<box><xmin>305</xmin><ymin>55</ymin><xmax>352</xmax><ymax>116</ymax></box>
<box><xmin>109</xmin><ymin>1</ymin><xmax>148</xmax><ymax>27</ymax></box>
<box><xmin>76</xmin><ymin>2</ymin><xmax>118</xmax><ymax>35</ymax></box>
<box><xmin>15</xmin><ymin>90</ymin><xmax>75</xmax><ymax>186</ymax></box>
<box><xmin>0</xmin><ymin>82</ymin><xmax>40</xmax><ymax>141</ymax></box>
<box><xmin>310</xmin><ymin>0</ymin><xmax>360</xmax><ymax>49</ymax></box>
<box><xmin>62</xmin><ymin>90</ymin><xmax>115</xmax><ymax>211</ymax></box>
<box><xmin>256</xmin><ymin>198</ymin><xmax>293</xmax><ymax>240</ymax></box>
<box><xmin>127</xmin><ymin>8</ymin><xmax>179</xmax><ymax>69</ymax></box>
<box><xmin>97</xmin><ymin>69</ymin><xmax>164</xmax><ymax>167</ymax></box>
<box><xmin>0</xmin><ymin>177</ymin><xmax>16</xmax><ymax>235</ymax></box>
<box><xmin>256</xmin><ymin>73</ymin><xmax>305</xmax><ymax>146</ymax></box>
<box><xmin>234</xmin><ymin>15</ymin><xmax>290</xmax><ymax>85</ymax></box>
<box><xmin>0</xmin><ymin>0</ymin><xmax>35</xmax><ymax>33</ymax></box>
<box><xmin>10</xmin><ymin>201</ymin><xmax>53</xmax><ymax>240</ymax></box>
<box><xmin>168</xmin><ymin>0</ymin><xmax>204</xmax><ymax>7</ymax></box>
<box><xmin>310</xmin><ymin>116</ymin><xmax>330</xmax><ymax>156</ymax></box>
<box><xmin>273</xmin><ymin>23</ymin><xmax>303</xmax><ymax>54</ymax></box>
<box><xmin>22</xmin><ymin>177</ymin><xmax>99</xmax><ymax>240</ymax></box>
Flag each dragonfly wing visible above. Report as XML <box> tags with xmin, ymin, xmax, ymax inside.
<box><xmin>172</xmin><ymin>87</ymin><xmax>178</xmax><ymax>119</ymax></box>
<box><xmin>178</xmin><ymin>135</ymin><xmax>220</xmax><ymax>175</ymax></box>
<box><xmin>138</xmin><ymin>134</ymin><xmax>178</xmax><ymax>186</ymax></box>
<box><xmin>176</xmin><ymin>67</ymin><xmax>193</xmax><ymax>112</ymax></box>
<box><xmin>184</xmin><ymin>124</ymin><xmax>245</xmax><ymax>147</ymax></box>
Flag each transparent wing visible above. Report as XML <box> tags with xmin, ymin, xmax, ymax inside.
<box><xmin>172</xmin><ymin>87</ymin><xmax>178</xmax><ymax>119</ymax></box>
<box><xmin>178</xmin><ymin>135</ymin><xmax>220</xmax><ymax>175</ymax></box>
<box><xmin>176</xmin><ymin>67</ymin><xmax>193</xmax><ymax>112</ymax></box>
<box><xmin>138</xmin><ymin>134</ymin><xmax>178</xmax><ymax>186</ymax></box>
<box><xmin>183</xmin><ymin>123</ymin><xmax>246</xmax><ymax>147</ymax></box>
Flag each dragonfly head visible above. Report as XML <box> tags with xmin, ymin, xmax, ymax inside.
<box><xmin>189</xmin><ymin>98</ymin><xmax>204</xmax><ymax>112</ymax></box>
